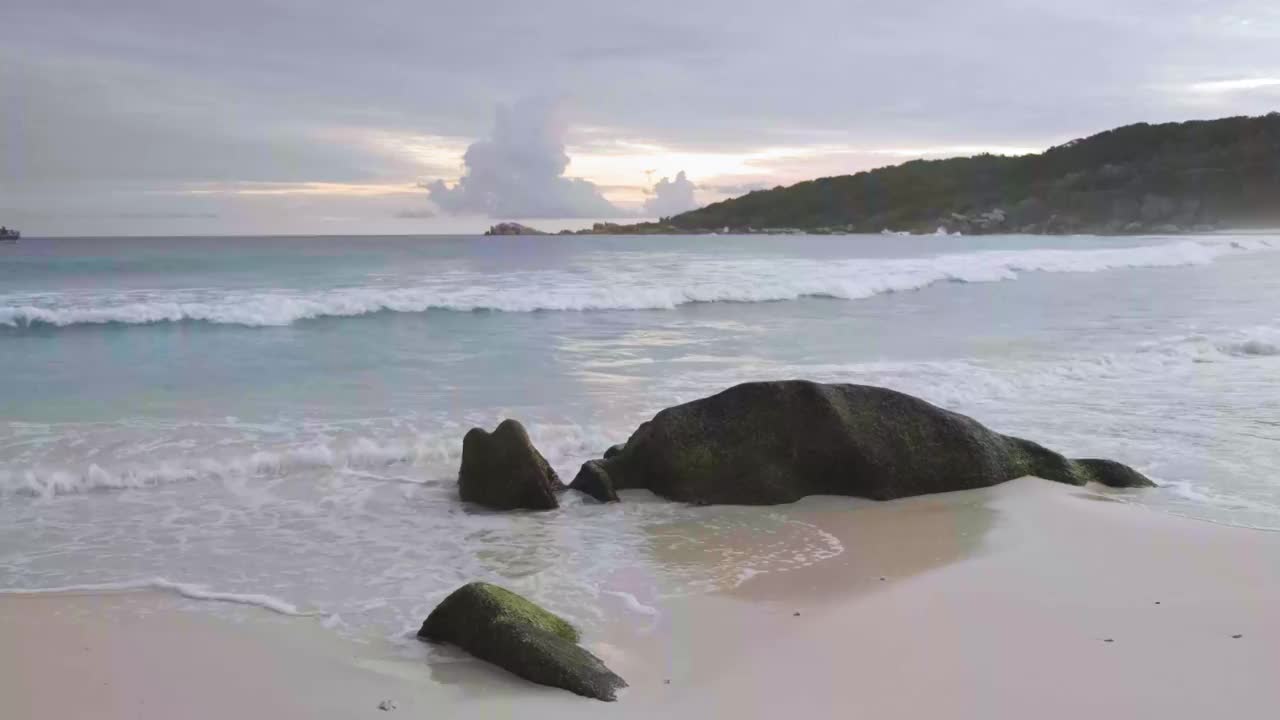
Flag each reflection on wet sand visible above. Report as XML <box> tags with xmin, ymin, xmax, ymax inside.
<box><xmin>639</xmin><ymin>487</ymin><xmax>999</xmax><ymax>606</ymax></box>
<box><xmin>583</xmin><ymin>485</ymin><xmax>1001</xmax><ymax>689</ymax></box>
<box><xmin>727</xmin><ymin>488</ymin><xmax>1000</xmax><ymax>605</ymax></box>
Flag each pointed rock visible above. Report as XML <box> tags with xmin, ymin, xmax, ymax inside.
<box><xmin>459</xmin><ymin>419</ymin><xmax>563</xmax><ymax>510</ymax></box>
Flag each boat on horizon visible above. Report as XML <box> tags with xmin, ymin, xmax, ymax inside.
<box><xmin>0</xmin><ymin>226</ymin><xmax>20</xmax><ymax>242</ymax></box>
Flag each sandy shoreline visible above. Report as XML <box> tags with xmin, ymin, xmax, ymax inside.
<box><xmin>3</xmin><ymin>477</ymin><xmax>1277</xmax><ymax>718</ymax></box>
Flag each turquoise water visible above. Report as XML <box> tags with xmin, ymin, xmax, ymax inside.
<box><xmin>1</xmin><ymin>233</ymin><xmax>1278</xmax><ymax>638</ymax></box>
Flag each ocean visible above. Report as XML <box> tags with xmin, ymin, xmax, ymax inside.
<box><xmin>2</xmin><ymin>232</ymin><xmax>1278</xmax><ymax>642</ymax></box>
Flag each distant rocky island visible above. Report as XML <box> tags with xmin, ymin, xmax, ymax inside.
<box><xmin>484</xmin><ymin>221</ymin><xmax>671</xmax><ymax>236</ymax></box>
<box><xmin>490</xmin><ymin>114</ymin><xmax>1280</xmax><ymax>237</ymax></box>
<box><xmin>483</xmin><ymin>222</ymin><xmax>548</xmax><ymax>236</ymax></box>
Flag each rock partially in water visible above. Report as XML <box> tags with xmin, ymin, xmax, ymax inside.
<box><xmin>569</xmin><ymin>380</ymin><xmax>1154</xmax><ymax>505</ymax></box>
<box><xmin>418</xmin><ymin>582</ymin><xmax>627</xmax><ymax>701</ymax></box>
<box><xmin>569</xmin><ymin>459</ymin><xmax>618</xmax><ymax>503</ymax></box>
<box><xmin>459</xmin><ymin>419</ymin><xmax>564</xmax><ymax>510</ymax></box>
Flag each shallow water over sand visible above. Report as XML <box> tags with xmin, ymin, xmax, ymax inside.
<box><xmin>2</xmin><ymin>232</ymin><xmax>1278</xmax><ymax>639</ymax></box>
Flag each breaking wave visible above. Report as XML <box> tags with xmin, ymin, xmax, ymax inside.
<box><xmin>1141</xmin><ymin>325</ymin><xmax>1280</xmax><ymax>362</ymax></box>
<box><xmin>2</xmin><ymin>237</ymin><xmax>1273</xmax><ymax>329</ymax></box>
<box><xmin>5</xmin><ymin>322</ymin><xmax>1275</xmax><ymax>500</ymax></box>
<box><xmin>0</xmin><ymin>423</ymin><xmax>619</xmax><ymax>498</ymax></box>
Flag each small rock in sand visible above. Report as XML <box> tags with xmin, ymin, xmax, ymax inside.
<box><xmin>1104</xmin><ymin>638</ymin><xmax>1114</xmax><ymax>643</ymax></box>
<box><xmin>1232</xmin><ymin>634</ymin><xmax>1243</xmax><ymax>639</ymax></box>
<box><xmin>793</xmin><ymin>611</ymin><xmax>801</xmax><ymax>616</ymax></box>
<box><xmin>418</xmin><ymin>582</ymin><xmax>627</xmax><ymax>701</ymax></box>
<box><xmin>377</xmin><ymin>699</ymin><xmax>397</xmax><ymax>711</ymax></box>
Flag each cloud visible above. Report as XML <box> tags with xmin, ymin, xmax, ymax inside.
<box><xmin>114</xmin><ymin>211</ymin><xmax>219</xmax><ymax>219</ymax></box>
<box><xmin>1187</xmin><ymin>77</ymin><xmax>1280</xmax><ymax>93</ymax></box>
<box><xmin>426</xmin><ymin>97</ymin><xmax>625</xmax><ymax>218</ymax></box>
<box><xmin>10</xmin><ymin>0</ymin><xmax>1280</xmax><ymax>235</ymax></box>
<box><xmin>394</xmin><ymin>208</ymin><xmax>435</xmax><ymax>219</ymax></box>
<box><xmin>705</xmin><ymin>181</ymin><xmax>770</xmax><ymax>196</ymax></box>
<box><xmin>643</xmin><ymin>170</ymin><xmax>698</xmax><ymax>217</ymax></box>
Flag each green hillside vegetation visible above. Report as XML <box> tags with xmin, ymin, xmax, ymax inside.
<box><xmin>576</xmin><ymin>113</ymin><xmax>1280</xmax><ymax>235</ymax></box>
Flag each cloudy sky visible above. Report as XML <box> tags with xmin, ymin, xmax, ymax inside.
<box><xmin>3</xmin><ymin>1</ymin><xmax>1278</xmax><ymax>235</ymax></box>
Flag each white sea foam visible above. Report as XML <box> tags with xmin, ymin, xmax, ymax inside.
<box><xmin>1157</xmin><ymin>480</ymin><xmax>1280</xmax><ymax>516</ymax></box>
<box><xmin>1</xmin><ymin>237</ymin><xmax>1272</xmax><ymax>328</ymax></box>
<box><xmin>0</xmin><ymin>578</ymin><xmax>309</xmax><ymax>616</ymax></box>
<box><xmin>1221</xmin><ymin>336</ymin><xmax>1280</xmax><ymax>358</ymax></box>
<box><xmin>603</xmin><ymin>590</ymin><xmax>660</xmax><ymax>617</ymax></box>
<box><xmin>1230</xmin><ymin>340</ymin><xmax>1279</xmax><ymax>356</ymax></box>
<box><xmin>1139</xmin><ymin>325</ymin><xmax>1280</xmax><ymax>363</ymax></box>
<box><xmin>0</xmin><ymin>422</ymin><xmax>620</xmax><ymax>498</ymax></box>
<box><xmin>0</xmin><ymin>438</ymin><xmax>448</xmax><ymax>498</ymax></box>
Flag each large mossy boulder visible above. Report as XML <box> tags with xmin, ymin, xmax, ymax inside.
<box><xmin>418</xmin><ymin>582</ymin><xmax>627</xmax><ymax>701</ymax></box>
<box><xmin>569</xmin><ymin>380</ymin><xmax>1154</xmax><ymax>505</ymax></box>
<box><xmin>459</xmin><ymin>419</ymin><xmax>564</xmax><ymax>510</ymax></box>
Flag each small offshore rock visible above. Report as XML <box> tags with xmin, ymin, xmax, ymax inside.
<box><xmin>1232</xmin><ymin>634</ymin><xmax>1243</xmax><ymax>639</ymax></box>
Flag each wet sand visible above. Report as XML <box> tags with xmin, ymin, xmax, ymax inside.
<box><xmin>2</xmin><ymin>478</ymin><xmax>1277</xmax><ymax>719</ymax></box>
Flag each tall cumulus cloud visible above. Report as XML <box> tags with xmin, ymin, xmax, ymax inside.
<box><xmin>427</xmin><ymin>98</ymin><xmax>624</xmax><ymax>218</ymax></box>
<box><xmin>643</xmin><ymin>170</ymin><xmax>699</xmax><ymax>217</ymax></box>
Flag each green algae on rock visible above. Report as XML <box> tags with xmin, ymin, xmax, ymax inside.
<box><xmin>418</xmin><ymin>582</ymin><xmax>627</xmax><ymax>701</ymax></box>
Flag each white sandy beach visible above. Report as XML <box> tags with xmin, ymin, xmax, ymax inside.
<box><xmin>3</xmin><ymin>477</ymin><xmax>1277</xmax><ymax>719</ymax></box>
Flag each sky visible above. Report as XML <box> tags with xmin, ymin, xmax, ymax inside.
<box><xmin>2</xmin><ymin>0</ymin><xmax>1279</xmax><ymax>236</ymax></box>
